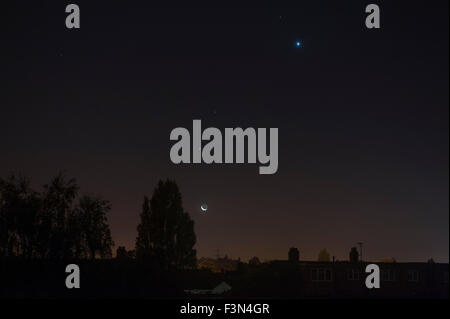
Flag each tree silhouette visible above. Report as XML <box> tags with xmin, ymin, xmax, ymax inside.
<box><xmin>37</xmin><ymin>173</ymin><xmax>79</xmax><ymax>259</ymax></box>
<box><xmin>173</xmin><ymin>210</ymin><xmax>197</xmax><ymax>268</ymax></box>
<box><xmin>0</xmin><ymin>175</ymin><xmax>40</xmax><ymax>258</ymax></box>
<box><xmin>136</xmin><ymin>179</ymin><xmax>196</xmax><ymax>269</ymax></box>
<box><xmin>318</xmin><ymin>248</ymin><xmax>331</xmax><ymax>262</ymax></box>
<box><xmin>73</xmin><ymin>195</ymin><xmax>114</xmax><ymax>259</ymax></box>
<box><xmin>0</xmin><ymin>173</ymin><xmax>114</xmax><ymax>260</ymax></box>
<box><xmin>135</xmin><ymin>196</ymin><xmax>152</xmax><ymax>260</ymax></box>
<box><xmin>116</xmin><ymin>246</ymin><xmax>135</xmax><ymax>260</ymax></box>
<box><xmin>116</xmin><ymin>246</ymin><xmax>128</xmax><ymax>259</ymax></box>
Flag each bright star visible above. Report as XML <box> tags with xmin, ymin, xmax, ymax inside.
<box><xmin>296</xmin><ymin>41</ymin><xmax>301</xmax><ymax>47</ymax></box>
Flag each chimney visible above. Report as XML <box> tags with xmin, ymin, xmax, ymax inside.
<box><xmin>288</xmin><ymin>247</ymin><xmax>300</xmax><ymax>263</ymax></box>
<box><xmin>349</xmin><ymin>247</ymin><xmax>359</xmax><ymax>263</ymax></box>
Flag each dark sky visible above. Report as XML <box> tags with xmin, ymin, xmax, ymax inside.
<box><xmin>2</xmin><ymin>1</ymin><xmax>448</xmax><ymax>262</ymax></box>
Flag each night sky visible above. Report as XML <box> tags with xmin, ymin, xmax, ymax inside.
<box><xmin>2</xmin><ymin>1</ymin><xmax>448</xmax><ymax>262</ymax></box>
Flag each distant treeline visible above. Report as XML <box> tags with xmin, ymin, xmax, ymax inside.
<box><xmin>0</xmin><ymin>173</ymin><xmax>113</xmax><ymax>259</ymax></box>
<box><xmin>0</xmin><ymin>174</ymin><xmax>197</xmax><ymax>270</ymax></box>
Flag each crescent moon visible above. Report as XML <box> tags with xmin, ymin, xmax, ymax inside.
<box><xmin>200</xmin><ymin>204</ymin><xmax>208</xmax><ymax>212</ymax></box>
